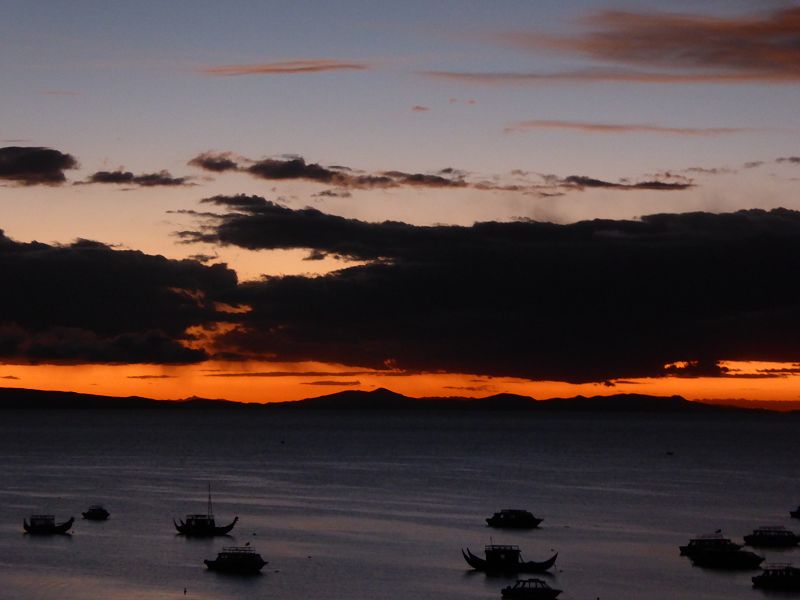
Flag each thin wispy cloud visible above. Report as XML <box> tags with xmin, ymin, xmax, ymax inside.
<box><xmin>429</xmin><ymin>6</ymin><xmax>800</xmax><ymax>85</ymax></box>
<box><xmin>201</xmin><ymin>59</ymin><xmax>369</xmax><ymax>76</ymax></box>
<box><xmin>504</xmin><ymin>120</ymin><xmax>753</xmax><ymax>136</ymax></box>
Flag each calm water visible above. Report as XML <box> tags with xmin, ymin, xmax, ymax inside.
<box><xmin>0</xmin><ymin>409</ymin><xmax>798</xmax><ymax>600</ymax></box>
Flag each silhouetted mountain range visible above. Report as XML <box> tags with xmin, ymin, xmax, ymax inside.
<box><xmin>1</xmin><ymin>385</ymin><xmax>794</xmax><ymax>413</ymax></box>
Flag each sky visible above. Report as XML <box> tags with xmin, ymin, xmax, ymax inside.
<box><xmin>1</xmin><ymin>0</ymin><xmax>800</xmax><ymax>404</ymax></box>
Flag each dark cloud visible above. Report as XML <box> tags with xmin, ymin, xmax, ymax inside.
<box><xmin>777</xmin><ymin>156</ymin><xmax>800</xmax><ymax>164</ymax></box>
<box><xmin>127</xmin><ymin>374</ymin><xmax>177</xmax><ymax>379</ymax></box>
<box><xmin>182</xmin><ymin>201</ymin><xmax>800</xmax><ymax>383</ymax></box>
<box><xmin>564</xmin><ymin>175</ymin><xmax>693</xmax><ymax>191</ymax></box>
<box><xmin>301</xmin><ymin>380</ymin><xmax>361</xmax><ymax>386</ymax></box>
<box><xmin>1</xmin><ymin>375</ymin><xmax>20</xmax><ymax>380</ymax></box>
<box><xmin>0</xmin><ymin>230</ymin><xmax>238</xmax><ymax>364</ymax></box>
<box><xmin>188</xmin><ymin>152</ymin><xmax>683</xmax><ymax>195</ymax></box>
<box><xmin>84</xmin><ymin>169</ymin><xmax>190</xmax><ymax>187</ymax></box>
<box><xmin>0</xmin><ymin>146</ymin><xmax>78</xmax><ymax>185</ymax></box>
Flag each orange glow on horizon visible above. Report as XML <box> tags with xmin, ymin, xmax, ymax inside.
<box><xmin>1</xmin><ymin>360</ymin><xmax>800</xmax><ymax>407</ymax></box>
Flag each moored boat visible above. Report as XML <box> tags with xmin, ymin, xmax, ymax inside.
<box><xmin>174</xmin><ymin>484</ymin><xmax>238</xmax><ymax>537</ymax></box>
<box><xmin>501</xmin><ymin>578</ymin><xmax>562</xmax><ymax>599</ymax></box>
<box><xmin>753</xmin><ymin>564</ymin><xmax>800</xmax><ymax>591</ymax></box>
<box><xmin>791</xmin><ymin>506</ymin><xmax>800</xmax><ymax>519</ymax></box>
<box><xmin>82</xmin><ymin>505</ymin><xmax>110</xmax><ymax>521</ymax></box>
<box><xmin>462</xmin><ymin>544</ymin><xmax>557</xmax><ymax>574</ymax></box>
<box><xmin>689</xmin><ymin>547</ymin><xmax>764</xmax><ymax>570</ymax></box>
<box><xmin>487</xmin><ymin>509</ymin><xmax>543</xmax><ymax>529</ymax></box>
<box><xmin>204</xmin><ymin>546</ymin><xmax>267</xmax><ymax>574</ymax></box>
<box><xmin>744</xmin><ymin>526</ymin><xmax>799</xmax><ymax>548</ymax></box>
<box><xmin>679</xmin><ymin>532</ymin><xmax>741</xmax><ymax>558</ymax></box>
<box><xmin>23</xmin><ymin>515</ymin><xmax>74</xmax><ymax>534</ymax></box>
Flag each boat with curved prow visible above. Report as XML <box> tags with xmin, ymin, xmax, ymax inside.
<box><xmin>462</xmin><ymin>544</ymin><xmax>557</xmax><ymax>574</ymax></box>
<box><xmin>501</xmin><ymin>578</ymin><xmax>562</xmax><ymax>599</ymax></box>
<box><xmin>487</xmin><ymin>509</ymin><xmax>543</xmax><ymax>529</ymax></box>
<box><xmin>174</xmin><ymin>484</ymin><xmax>238</xmax><ymax>537</ymax></box>
<box><xmin>204</xmin><ymin>545</ymin><xmax>267</xmax><ymax>574</ymax></box>
<box><xmin>23</xmin><ymin>515</ymin><xmax>74</xmax><ymax>534</ymax></box>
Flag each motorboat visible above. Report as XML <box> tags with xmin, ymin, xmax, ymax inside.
<box><xmin>688</xmin><ymin>547</ymin><xmax>764</xmax><ymax>570</ymax></box>
<box><xmin>743</xmin><ymin>526</ymin><xmax>799</xmax><ymax>548</ymax></box>
<box><xmin>82</xmin><ymin>505</ymin><xmax>110</xmax><ymax>521</ymax></box>
<box><xmin>752</xmin><ymin>564</ymin><xmax>800</xmax><ymax>591</ymax></box>
<box><xmin>174</xmin><ymin>484</ymin><xmax>238</xmax><ymax>537</ymax></box>
<box><xmin>462</xmin><ymin>544</ymin><xmax>557</xmax><ymax>574</ymax></box>
<box><xmin>791</xmin><ymin>506</ymin><xmax>800</xmax><ymax>519</ymax></box>
<box><xmin>23</xmin><ymin>515</ymin><xmax>74</xmax><ymax>534</ymax></box>
<box><xmin>487</xmin><ymin>509</ymin><xmax>543</xmax><ymax>529</ymax></box>
<box><xmin>501</xmin><ymin>578</ymin><xmax>562</xmax><ymax>599</ymax></box>
<box><xmin>679</xmin><ymin>532</ymin><xmax>741</xmax><ymax>558</ymax></box>
<box><xmin>204</xmin><ymin>546</ymin><xmax>267</xmax><ymax>574</ymax></box>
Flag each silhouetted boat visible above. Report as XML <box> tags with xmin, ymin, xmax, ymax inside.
<box><xmin>753</xmin><ymin>564</ymin><xmax>800</xmax><ymax>591</ymax></box>
<box><xmin>82</xmin><ymin>505</ymin><xmax>110</xmax><ymax>521</ymax></box>
<box><xmin>501</xmin><ymin>578</ymin><xmax>562</xmax><ymax>599</ymax></box>
<box><xmin>744</xmin><ymin>526</ymin><xmax>799</xmax><ymax>547</ymax></box>
<box><xmin>791</xmin><ymin>506</ymin><xmax>800</xmax><ymax>519</ymax></box>
<box><xmin>679</xmin><ymin>532</ymin><xmax>741</xmax><ymax>557</ymax></box>
<box><xmin>204</xmin><ymin>546</ymin><xmax>267</xmax><ymax>574</ymax></box>
<box><xmin>174</xmin><ymin>484</ymin><xmax>238</xmax><ymax>537</ymax></box>
<box><xmin>688</xmin><ymin>547</ymin><xmax>764</xmax><ymax>570</ymax></box>
<box><xmin>487</xmin><ymin>509</ymin><xmax>543</xmax><ymax>529</ymax></box>
<box><xmin>23</xmin><ymin>515</ymin><xmax>74</xmax><ymax>534</ymax></box>
<box><xmin>462</xmin><ymin>545</ymin><xmax>557</xmax><ymax>574</ymax></box>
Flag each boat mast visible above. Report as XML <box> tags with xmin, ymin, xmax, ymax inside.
<box><xmin>207</xmin><ymin>482</ymin><xmax>213</xmax><ymax>516</ymax></box>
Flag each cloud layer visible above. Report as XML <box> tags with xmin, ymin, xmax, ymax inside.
<box><xmin>182</xmin><ymin>198</ymin><xmax>800</xmax><ymax>382</ymax></box>
<box><xmin>201</xmin><ymin>59</ymin><xmax>369</xmax><ymax>76</ymax></box>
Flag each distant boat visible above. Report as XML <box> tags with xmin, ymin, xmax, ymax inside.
<box><xmin>501</xmin><ymin>578</ymin><xmax>562</xmax><ymax>599</ymax></box>
<box><xmin>462</xmin><ymin>545</ymin><xmax>557</xmax><ymax>574</ymax></box>
<box><xmin>486</xmin><ymin>509</ymin><xmax>543</xmax><ymax>529</ymax></box>
<box><xmin>743</xmin><ymin>526</ymin><xmax>799</xmax><ymax>548</ymax></box>
<box><xmin>679</xmin><ymin>532</ymin><xmax>741</xmax><ymax>557</ymax></box>
<box><xmin>23</xmin><ymin>515</ymin><xmax>74</xmax><ymax>535</ymax></box>
<box><xmin>82</xmin><ymin>505</ymin><xmax>110</xmax><ymax>521</ymax></box>
<box><xmin>791</xmin><ymin>506</ymin><xmax>800</xmax><ymax>519</ymax></box>
<box><xmin>752</xmin><ymin>564</ymin><xmax>800</xmax><ymax>591</ymax></box>
<box><xmin>174</xmin><ymin>484</ymin><xmax>238</xmax><ymax>537</ymax></box>
<box><xmin>688</xmin><ymin>547</ymin><xmax>764</xmax><ymax>570</ymax></box>
<box><xmin>204</xmin><ymin>545</ymin><xmax>268</xmax><ymax>574</ymax></box>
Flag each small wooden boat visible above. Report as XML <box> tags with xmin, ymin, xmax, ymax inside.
<box><xmin>743</xmin><ymin>526</ymin><xmax>799</xmax><ymax>548</ymax></box>
<box><xmin>501</xmin><ymin>578</ymin><xmax>562</xmax><ymax>599</ymax></box>
<box><xmin>82</xmin><ymin>505</ymin><xmax>110</xmax><ymax>521</ymax></box>
<box><xmin>487</xmin><ymin>509</ymin><xmax>543</xmax><ymax>529</ymax></box>
<box><xmin>753</xmin><ymin>564</ymin><xmax>800</xmax><ymax>591</ymax></box>
<box><xmin>463</xmin><ymin>545</ymin><xmax>557</xmax><ymax>574</ymax></box>
<box><xmin>204</xmin><ymin>546</ymin><xmax>267</xmax><ymax>574</ymax></box>
<box><xmin>174</xmin><ymin>484</ymin><xmax>238</xmax><ymax>537</ymax></box>
<box><xmin>23</xmin><ymin>515</ymin><xmax>74</xmax><ymax>534</ymax></box>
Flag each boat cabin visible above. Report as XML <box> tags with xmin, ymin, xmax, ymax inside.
<box><xmin>485</xmin><ymin>544</ymin><xmax>523</xmax><ymax>566</ymax></box>
<box><xmin>507</xmin><ymin>579</ymin><xmax>553</xmax><ymax>591</ymax></box>
<box><xmin>185</xmin><ymin>514</ymin><xmax>216</xmax><ymax>527</ymax></box>
<box><xmin>29</xmin><ymin>515</ymin><xmax>55</xmax><ymax>528</ymax></box>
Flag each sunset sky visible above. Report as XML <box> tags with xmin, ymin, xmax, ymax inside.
<box><xmin>2</xmin><ymin>0</ymin><xmax>800</xmax><ymax>404</ymax></box>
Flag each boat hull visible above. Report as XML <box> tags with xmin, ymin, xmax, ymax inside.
<box><xmin>23</xmin><ymin>517</ymin><xmax>74</xmax><ymax>534</ymax></box>
<box><xmin>462</xmin><ymin>548</ymin><xmax>557</xmax><ymax>574</ymax></box>
<box><xmin>174</xmin><ymin>517</ymin><xmax>238</xmax><ymax>537</ymax></box>
<box><xmin>689</xmin><ymin>549</ymin><xmax>764</xmax><ymax>570</ymax></box>
<box><xmin>204</xmin><ymin>558</ymin><xmax>267</xmax><ymax>574</ymax></box>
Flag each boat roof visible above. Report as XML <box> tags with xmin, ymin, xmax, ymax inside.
<box><xmin>486</xmin><ymin>544</ymin><xmax>520</xmax><ymax>551</ymax></box>
<box><xmin>219</xmin><ymin>546</ymin><xmax>258</xmax><ymax>554</ymax></box>
<box><xmin>753</xmin><ymin>526</ymin><xmax>792</xmax><ymax>532</ymax></box>
<box><xmin>511</xmin><ymin>579</ymin><xmax>550</xmax><ymax>588</ymax></box>
<box><xmin>690</xmin><ymin>532</ymin><xmax>732</xmax><ymax>540</ymax></box>
<box><xmin>498</xmin><ymin>509</ymin><xmax>532</xmax><ymax>513</ymax></box>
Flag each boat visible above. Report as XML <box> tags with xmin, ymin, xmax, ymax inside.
<box><xmin>679</xmin><ymin>532</ymin><xmax>741</xmax><ymax>557</ymax></box>
<box><xmin>204</xmin><ymin>545</ymin><xmax>268</xmax><ymax>574</ymax></box>
<box><xmin>82</xmin><ymin>505</ymin><xmax>110</xmax><ymax>521</ymax></box>
<box><xmin>743</xmin><ymin>526</ymin><xmax>799</xmax><ymax>547</ymax></box>
<box><xmin>501</xmin><ymin>579</ymin><xmax>562</xmax><ymax>599</ymax></box>
<box><xmin>487</xmin><ymin>509</ymin><xmax>543</xmax><ymax>529</ymax></box>
<box><xmin>688</xmin><ymin>547</ymin><xmax>764</xmax><ymax>570</ymax></box>
<box><xmin>752</xmin><ymin>564</ymin><xmax>800</xmax><ymax>591</ymax></box>
<box><xmin>791</xmin><ymin>506</ymin><xmax>800</xmax><ymax>519</ymax></box>
<box><xmin>174</xmin><ymin>484</ymin><xmax>238</xmax><ymax>537</ymax></box>
<box><xmin>462</xmin><ymin>544</ymin><xmax>557</xmax><ymax>574</ymax></box>
<box><xmin>23</xmin><ymin>515</ymin><xmax>74</xmax><ymax>534</ymax></box>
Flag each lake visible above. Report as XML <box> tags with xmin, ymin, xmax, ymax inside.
<box><xmin>0</xmin><ymin>409</ymin><xmax>797</xmax><ymax>599</ymax></box>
